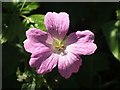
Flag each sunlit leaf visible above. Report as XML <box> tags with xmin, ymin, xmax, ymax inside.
<box><xmin>20</xmin><ymin>2</ymin><xmax>39</xmax><ymax>14</ymax></box>
<box><xmin>21</xmin><ymin>77</ymin><xmax>36</xmax><ymax>90</ymax></box>
<box><xmin>0</xmin><ymin>33</ymin><xmax>7</xmax><ymax>44</ymax></box>
<box><xmin>102</xmin><ymin>20</ymin><xmax>120</xmax><ymax>61</ymax></box>
<box><xmin>16</xmin><ymin>67</ymin><xmax>29</xmax><ymax>82</ymax></box>
<box><xmin>23</xmin><ymin>14</ymin><xmax>46</xmax><ymax>32</ymax></box>
<box><xmin>116</xmin><ymin>10</ymin><xmax>120</xmax><ymax>20</ymax></box>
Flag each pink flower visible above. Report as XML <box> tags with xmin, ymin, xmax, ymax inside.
<box><xmin>23</xmin><ymin>12</ymin><xmax>97</xmax><ymax>79</ymax></box>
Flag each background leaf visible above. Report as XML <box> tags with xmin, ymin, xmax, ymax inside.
<box><xmin>20</xmin><ymin>2</ymin><xmax>39</xmax><ymax>14</ymax></box>
<box><xmin>116</xmin><ymin>10</ymin><xmax>120</xmax><ymax>20</ymax></box>
<box><xmin>102</xmin><ymin>20</ymin><xmax>120</xmax><ymax>61</ymax></box>
<box><xmin>2</xmin><ymin>13</ymin><xmax>26</xmax><ymax>44</ymax></box>
<box><xmin>23</xmin><ymin>14</ymin><xmax>46</xmax><ymax>31</ymax></box>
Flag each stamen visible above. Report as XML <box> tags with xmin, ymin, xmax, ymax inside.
<box><xmin>52</xmin><ymin>38</ymin><xmax>66</xmax><ymax>53</ymax></box>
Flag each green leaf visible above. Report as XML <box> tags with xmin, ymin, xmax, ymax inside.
<box><xmin>23</xmin><ymin>14</ymin><xmax>46</xmax><ymax>32</ymax></box>
<box><xmin>2</xmin><ymin>13</ymin><xmax>26</xmax><ymax>44</ymax></box>
<box><xmin>116</xmin><ymin>10</ymin><xmax>120</xmax><ymax>20</ymax></box>
<box><xmin>102</xmin><ymin>20</ymin><xmax>120</xmax><ymax>61</ymax></box>
<box><xmin>21</xmin><ymin>78</ymin><xmax>36</xmax><ymax>90</ymax></box>
<box><xmin>20</xmin><ymin>2</ymin><xmax>39</xmax><ymax>14</ymax></box>
<box><xmin>2</xmin><ymin>14</ymin><xmax>17</xmax><ymax>43</ymax></box>
<box><xmin>0</xmin><ymin>33</ymin><xmax>7</xmax><ymax>44</ymax></box>
<box><xmin>16</xmin><ymin>67</ymin><xmax>30</xmax><ymax>82</ymax></box>
<box><xmin>2</xmin><ymin>2</ymin><xmax>27</xmax><ymax>44</ymax></box>
<box><xmin>35</xmin><ymin>75</ymin><xmax>45</xmax><ymax>88</ymax></box>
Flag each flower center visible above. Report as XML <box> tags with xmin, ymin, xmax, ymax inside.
<box><xmin>52</xmin><ymin>39</ymin><xmax>65</xmax><ymax>53</ymax></box>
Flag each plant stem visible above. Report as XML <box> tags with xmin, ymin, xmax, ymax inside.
<box><xmin>20</xmin><ymin>14</ymin><xmax>33</xmax><ymax>23</ymax></box>
<box><xmin>20</xmin><ymin>0</ymin><xmax>27</xmax><ymax>12</ymax></box>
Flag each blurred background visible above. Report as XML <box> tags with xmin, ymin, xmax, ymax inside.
<box><xmin>1</xmin><ymin>2</ymin><xmax>120</xmax><ymax>89</ymax></box>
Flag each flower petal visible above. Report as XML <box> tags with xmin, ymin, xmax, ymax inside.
<box><xmin>58</xmin><ymin>52</ymin><xmax>82</xmax><ymax>79</ymax></box>
<box><xmin>29</xmin><ymin>47</ymin><xmax>51</xmax><ymax>68</ymax></box>
<box><xmin>24</xmin><ymin>39</ymin><xmax>47</xmax><ymax>53</ymax></box>
<box><xmin>29</xmin><ymin>47</ymin><xmax>58</xmax><ymax>74</ymax></box>
<box><xmin>23</xmin><ymin>28</ymin><xmax>52</xmax><ymax>53</ymax></box>
<box><xmin>36</xmin><ymin>53</ymin><xmax>59</xmax><ymax>74</ymax></box>
<box><xmin>65</xmin><ymin>30</ymin><xmax>97</xmax><ymax>55</ymax></box>
<box><xmin>66</xmin><ymin>30</ymin><xmax>95</xmax><ymax>45</ymax></box>
<box><xmin>26</xmin><ymin>28</ymin><xmax>48</xmax><ymax>43</ymax></box>
<box><xmin>66</xmin><ymin>43</ymin><xmax>97</xmax><ymax>55</ymax></box>
<box><xmin>44</xmin><ymin>12</ymin><xmax>69</xmax><ymax>39</ymax></box>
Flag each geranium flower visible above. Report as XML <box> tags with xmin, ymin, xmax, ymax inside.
<box><xmin>23</xmin><ymin>12</ymin><xmax>97</xmax><ymax>79</ymax></box>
